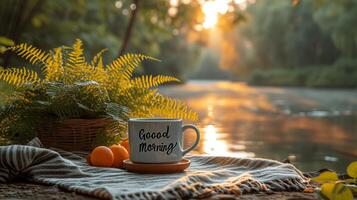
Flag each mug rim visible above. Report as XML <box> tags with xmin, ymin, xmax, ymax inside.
<box><xmin>129</xmin><ymin>118</ymin><xmax>182</xmax><ymax>122</ymax></box>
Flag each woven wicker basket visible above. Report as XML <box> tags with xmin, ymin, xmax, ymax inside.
<box><xmin>37</xmin><ymin>118</ymin><xmax>110</xmax><ymax>151</ymax></box>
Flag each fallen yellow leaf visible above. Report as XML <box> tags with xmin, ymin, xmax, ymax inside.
<box><xmin>331</xmin><ymin>183</ymin><xmax>353</xmax><ymax>200</ymax></box>
<box><xmin>346</xmin><ymin>161</ymin><xmax>357</xmax><ymax>179</ymax></box>
<box><xmin>312</xmin><ymin>171</ymin><xmax>339</xmax><ymax>183</ymax></box>
<box><xmin>321</xmin><ymin>183</ymin><xmax>335</xmax><ymax>199</ymax></box>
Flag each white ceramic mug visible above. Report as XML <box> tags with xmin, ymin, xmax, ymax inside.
<box><xmin>128</xmin><ymin>118</ymin><xmax>200</xmax><ymax>163</ymax></box>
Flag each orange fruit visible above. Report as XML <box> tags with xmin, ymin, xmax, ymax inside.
<box><xmin>110</xmin><ymin>144</ymin><xmax>129</xmax><ymax>168</ymax></box>
<box><xmin>120</xmin><ymin>139</ymin><xmax>130</xmax><ymax>154</ymax></box>
<box><xmin>90</xmin><ymin>146</ymin><xmax>114</xmax><ymax>167</ymax></box>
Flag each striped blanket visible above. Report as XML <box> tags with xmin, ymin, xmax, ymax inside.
<box><xmin>0</xmin><ymin>138</ymin><xmax>309</xmax><ymax>199</ymax></box>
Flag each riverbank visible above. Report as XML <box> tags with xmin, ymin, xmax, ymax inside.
<box><xmin>248</xmin><ymin>64</ymin><xmax>357</xmax><ymax>88</ymax></box>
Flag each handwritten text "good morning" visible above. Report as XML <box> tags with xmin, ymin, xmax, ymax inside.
<box><xmin>138</xmin><ymin>126</ymin><xmax>177</xmax><ymax>155</ymax></box>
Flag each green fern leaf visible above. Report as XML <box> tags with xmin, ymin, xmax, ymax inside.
<box><xmin>131</xmin><ymin>75</ymin><xmax>180</xmax><ymax>88</ymax></box>
<box><xmin>151</xmin><ymin>94</ymin><xmax>198</xmax><ymax>121</ymax></box>
<box><xmin>0</xmin><ymin>67</ymin><xmax>41</xmax><ymax>87</ymax></box>
<box><xmin>64</xmin><ymin>39</ymin><xmax>91</xmax><ymax>83</ymax></box>
<box><xmin>67</xmin><ymin>39</ymin><xmax>86</xmax><ymax>68</ymax></box>
<box><xmin>45</xmin><ymin>47</ymin><xmax>64</xmax><ymax>82</ymax></box>
<box><xmin>106</xmin><ymin>53</ymin><xmax>159</xmax><ymax>80</ymax></box>
<box><xmin>91</xmin><ymin>48</ymin><xmax>107</xmax><ymax>68</ymax></box>
<box><xmin>7</xmin><ymin>43</ymin><xmax>52</xmax><ymax>66</ymax></box>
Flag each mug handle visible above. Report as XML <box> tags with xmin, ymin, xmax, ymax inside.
<box><xmin>181</xmin><ymin>124</ymin><xmax>200</xmax><ymax>156</ymax></box>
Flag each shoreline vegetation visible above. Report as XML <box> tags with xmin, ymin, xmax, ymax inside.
<box><xmin>245</xmin><ymin>58</ymin><xmax>357</xmax><ymax>88</ymax></box>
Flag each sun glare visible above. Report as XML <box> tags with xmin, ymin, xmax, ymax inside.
<box><xmin>200</xmin><ymin>0</ymin><xmax>249</xmax><ymax>29</ymax></box>
<box><xmin>202</xmin><ymin>2</ymin><xmax>218</xmax><ymax>29</ymax></box>
<box><xmin>203</xmin><ymin>125</ymin><xmax>229</xmax><ymax>155</ymax></box>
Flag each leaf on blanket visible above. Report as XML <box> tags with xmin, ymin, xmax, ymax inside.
<box><xmin>312</xmin><ymin>171</ymin><xmax>339</xmax><ymax>183</ymax></box>
<box><xmin>346</xmin><ymin>161</ymin><xmax>357</xmax><ymax>178</ymax></box>
<box><xmin>321</xmin><ymin>183</ymin><xmax>335</xmax><ymax>200</ymax></box>
<box><xmin>321</xmin><ymin>182</ymin><xmax>353</xmax><ymax>200</ymax></box>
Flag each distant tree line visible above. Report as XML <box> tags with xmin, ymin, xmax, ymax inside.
<box><xmin>222</xmin><ymin>0</ymin><xmax>357</xmax><ymax>87</ymax></box>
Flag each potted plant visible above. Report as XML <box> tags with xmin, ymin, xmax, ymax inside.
<box><xmin>0</xmin><ymin>39</ymin><xmax>197</xmax><ymax>150</ymax></box>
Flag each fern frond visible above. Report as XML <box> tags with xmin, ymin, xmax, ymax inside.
<box><xmin>111</xmin><ymin>86</ymin><xmax>153</xmax><ymax>117</ymax></box>
<box><xmin>91</xmin><ymin>48</ymin><xmax>107</xmax><ymax>68</ymax></box>
<box><xmin>106</xmin><ymin>53</ymin><xmax>159</xmax><ymax>80</ymax></box>
<box><xmin>45</xmin><ymin>47</ymin><xmax>64</xmax><ymax>82</ymax></box>
<box><xmin>7</xmin><ymin>43</ymin><xmax>52</xmax><ymax>66</ymax></box>
<box><xmin>68</xmin><ymin>39</ymin><xmax>86</xmax><ymax>67</ymax></box>
<box><xmin>64</xmin><ymin>39</ymin><xmax>91</xmax><ymax>83</ymax></box>
<box><xmin>115</xmin><ymin>86</ymin><xmax>198</xmax><ymax>121</ymax></box>
<box><xmin>131</xmin><ymin>75</ymin><xmax>180</xmax><ymax>89</ymax></box>
<box><xmin>45</xmin><ymin>82</ymin><xmax>108</xmax><ymax>119</ymax></box>
<box><xmin>0</xmin><ymin>67</ymin><xmax>41</xmax><ymax>87</ymax></box>
<box><xmin>151</xmin><ymin>94</ymin><xmax>198</xmax><ymax>121</ymax></box>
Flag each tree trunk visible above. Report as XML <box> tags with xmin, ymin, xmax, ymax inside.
<box><xmin>119</xmin><ymin>0</ymin><xmax>140</xmax><ymax>56</ymax></box>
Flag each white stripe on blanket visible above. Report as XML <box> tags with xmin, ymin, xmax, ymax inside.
<box><xmin>0</xmin><ymin>138</ymin><xmax>309</xmax><ymax>199</ymax></box>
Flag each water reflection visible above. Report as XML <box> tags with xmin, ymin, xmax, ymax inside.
<box><xmin>203</xmin><ymin>125</ymin><xmax>228</xmax><ymax>155</ymax></box>
<box><xmin>202</xmin><ymin>124</ymin><xmax>255</xmax><ymax>158</ymax></box>
<box><xmin>161</xmin><ymin>81</ymin><xmax>357</xmax><ymax>172</ymax></box>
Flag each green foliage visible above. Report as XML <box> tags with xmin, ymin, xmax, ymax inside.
<box><xmin>312</xmin><ymin>161</ymin><xmax>357</xmax><ymax>200</ymax></box>
<box><xmin>131</xmin><ymin>75</ymin><xmax>179</xmax><ymax>89</ymax></box>
<box><xmin>306</xmin><ymin>66</ymin><xmax>357</xmax><ymax>88</ymax></box>
<box><xmin>248</xmin><ymin>59</ymin><xmax>357</xmax><ymax>88</ymax></box>
<box><xmin>229</xmin><ymin>0</ymin><xmax>338</xmax><ymax>71</ymax></box>
<box><xmin>0</xmin><ymin>0</ymin><xmax>204</xmax><ymax>79</ymax></box>
<box><xmin>221</xmin><ymin>0</ymin><xmax>357</xmax><ymax>87</ymax></box>
<box><xmin>8</xmin><ymin>43</ymin><xmax>51</xmax><ymax>66</ymax></box>
<box><xmin>0</xmin><ymin>37</ymin><xmax>14</xmax><ymax>46</ymax></box>
<box><xmin>0</xmin><ymin>67</ymin><xmax>41</xmax><ymax>87</ymax></box>
<box><xmin>0</xmin><ymin>36</ymin><xmax>14</xmax><ymax>53</ymax></box>
<box><xmin>248</xmin><ymin>68</ymin><xmax>307</xmax><ymax>87</ymax></box>
<box><xmin>1</xmin><ymin>0</ymin><xmax>354</xmax><ymax>87</ymax></box>
<box><xmin>314</xmin><ymin>0</ymin><xmax>357</xmax><ymax>59</ymax></box>
<box><xmin>0</xmin><ymin>39</ymin><xmax>198</xmax><ymax>144</ymax></box>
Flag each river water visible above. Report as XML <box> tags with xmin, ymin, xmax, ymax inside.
<box><xmin>160</xmin><ymin>81</ymin><xmax>357</xmax><ymax>172</ymax></box>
